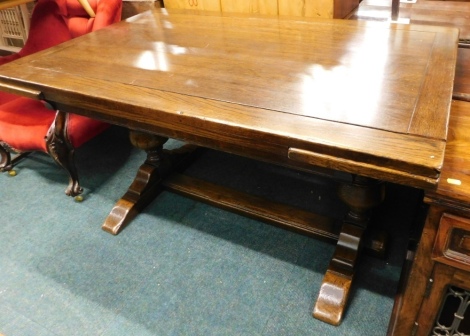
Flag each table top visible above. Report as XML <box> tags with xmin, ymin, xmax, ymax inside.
<box><xmin>0</xmin><ymin>9</ymin><xmax>459</xmax><ymax>189</ymax></box>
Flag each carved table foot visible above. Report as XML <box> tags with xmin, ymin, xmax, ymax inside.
<box><xmin>313</xmin><ymin>175</ymin><xmax>385</xmax><ymax>325</ymax></box>
<box><xmin>102</xmin><ymin>131</ymin><xmax>170</xmax><ymax>235</ymax></box>
<box><xmin>313</xmin><ymin>269</ymin><xmax>353</xmax><ymax>325</ymax></box>
<box><xmin>46</xmin><ymin>111</ymin><xmax>82</xmax><ymax>197</ymax></box>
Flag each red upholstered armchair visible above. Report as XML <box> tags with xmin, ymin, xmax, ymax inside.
<box><xmin>0</xmin><ymin>0</ymin><xmax>122</xmax><ymax>197</ymax></box>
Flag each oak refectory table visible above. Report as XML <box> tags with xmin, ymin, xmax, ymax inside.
<box><xmin>0</xmin><ymin>9</ymin><xmax>459</xmax><ymax>325</ymax></box>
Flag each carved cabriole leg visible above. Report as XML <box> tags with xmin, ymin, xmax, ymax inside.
<box><xmin>102</xmin><ymin>131</ymin><xmax>169</xmax><ymax>235</ymax></box>
<box><xmin>46</xmin><ymin>110</ymin><xmax>82</xmax><ymax>197</ymax></box>
<box><xmin>313</xmin><ymin>175</ymin><xmax>385</xmax><ymax>325</ymax></box>
<box><xmin>0</xmin><ymin>142</ymin><xmax>12</xmax><ymax>171</ymax></box>
<box><xmin>0</xmin><ymin>141</ymin><xmax>31</xmax><ymax>173</ymax></box>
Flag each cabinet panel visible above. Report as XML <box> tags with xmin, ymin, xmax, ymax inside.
<box><xmin>279</xmin><ymin>0</ymin><xmax>333</xmax><ymax>18</ymax></box>
<box><xmin>220</xmin><ymin>0</ymin><xmax>278</xmax><ymax>15</ymax></box>
<box><xmin>433</xmin><ymin>213</ymin><xmax>470</xmax><ymax>272</ymax></box>
<box><xmin>415</xmin><ymin>264</ymin><xmax>470</xmax><ymax>336</ymax></box>
<box><xmin>278</xmin><ymin>0</ymin><xmax>358</xmax><ymax>19</ymax></box>
<box><xmin>164</xmin><ymin>0</ymin><xmax>221</xmax><ymax>11</ymax></box>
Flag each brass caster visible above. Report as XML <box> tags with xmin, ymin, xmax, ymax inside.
<box><xmin>74</xmin><ymin>195</ymin><xmax>84</xmax><ymax>202</ymax></box>
<box><xmin>8</xmin><ymin>170</ymin><xmax>17</xmax><ymax>176</ymax></box>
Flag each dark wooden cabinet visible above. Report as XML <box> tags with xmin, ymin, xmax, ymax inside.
<box><xmin>164</xmin><ymin>0</ymin><xmax>358</xmax><ymax>18</ymax></box>
<box><xmin>389</xmin><ymin>100</ymin><xmax>470</xmax><ymax>335</ymax></box>
<box><xmin>403</xmin><ymin>208</ymin><xmax>470</xmax><ymax>335</ymax></box>
<box><xmin>416</xmin><ymin>262</ymin><xmax>470</xmax><ymax>335</ymax></box>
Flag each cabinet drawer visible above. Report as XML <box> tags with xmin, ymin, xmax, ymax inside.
<box><xmin>433</xmin><ymin>213</ymin><xmax>470</xmax><ymax>271</ymax></box>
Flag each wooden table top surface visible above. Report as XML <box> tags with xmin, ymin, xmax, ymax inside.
<box><xmin>0</xmin><ymin>9</ymin><xmax>459</xmax><ymax>188</ymax></box>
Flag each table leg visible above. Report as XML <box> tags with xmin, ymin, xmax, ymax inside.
<box><xmin>102</xmin><ymin>131</ymin><xmax>170</xmax><ymax>235</ymax></box>
<box><xmin>391</xmin><ymin>0</ymin><xmax>399</xmax><ymax>21</ymax></box>
<box><xmin>313</xmin><ymin>175</ymin><xmax>385</xmax><ymax>325</ymax></box>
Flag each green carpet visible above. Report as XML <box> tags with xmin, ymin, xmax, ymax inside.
<box><xmin>0</xmin><ymin>126</ymin><xmax>420</xmax><ymax>335</ymax></box>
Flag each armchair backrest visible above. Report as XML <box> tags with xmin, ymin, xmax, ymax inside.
<box><xmin>62</xmin><ymin>0</ymin><xmax>123</xmax><ymax>38</ymax></box>
<box><xmin>0</xmin><ymin>0</ymin><xmax>122</xmax><ymax>65</ymax></box>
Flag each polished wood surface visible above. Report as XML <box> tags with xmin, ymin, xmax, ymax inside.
<box><xmin>0</xmin><ymin>10</ymin><xmax>458</xmax><ymax>326</ymax></box>
<box><xmin>0</xmin><ymin>10</ymin><xmax>457</xmax><ymax>188</ymax></box>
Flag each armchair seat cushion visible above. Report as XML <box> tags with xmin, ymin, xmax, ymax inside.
<box><xmin>67</xmin><ymin>114</ymin><xmax>110</xmax><ymax>148</ymax></box>
<box><xmin>63</xmin><ymin>0</ymin><xmax>123</xmax><ymax>38</ymax></box>
<box><xmin>0</xmin><ymin>98</ymin><xmax>55</xmax><ymax>152</ymax></box>
<box><xmin>0</xmin><ymin>91</ymin><xmax>21</xmax><ymax>105</ymax></box>
<box><xmin>0</xmin><ymin>97</ymin><xmax>109</xmax><ymax>152</ymax></box>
